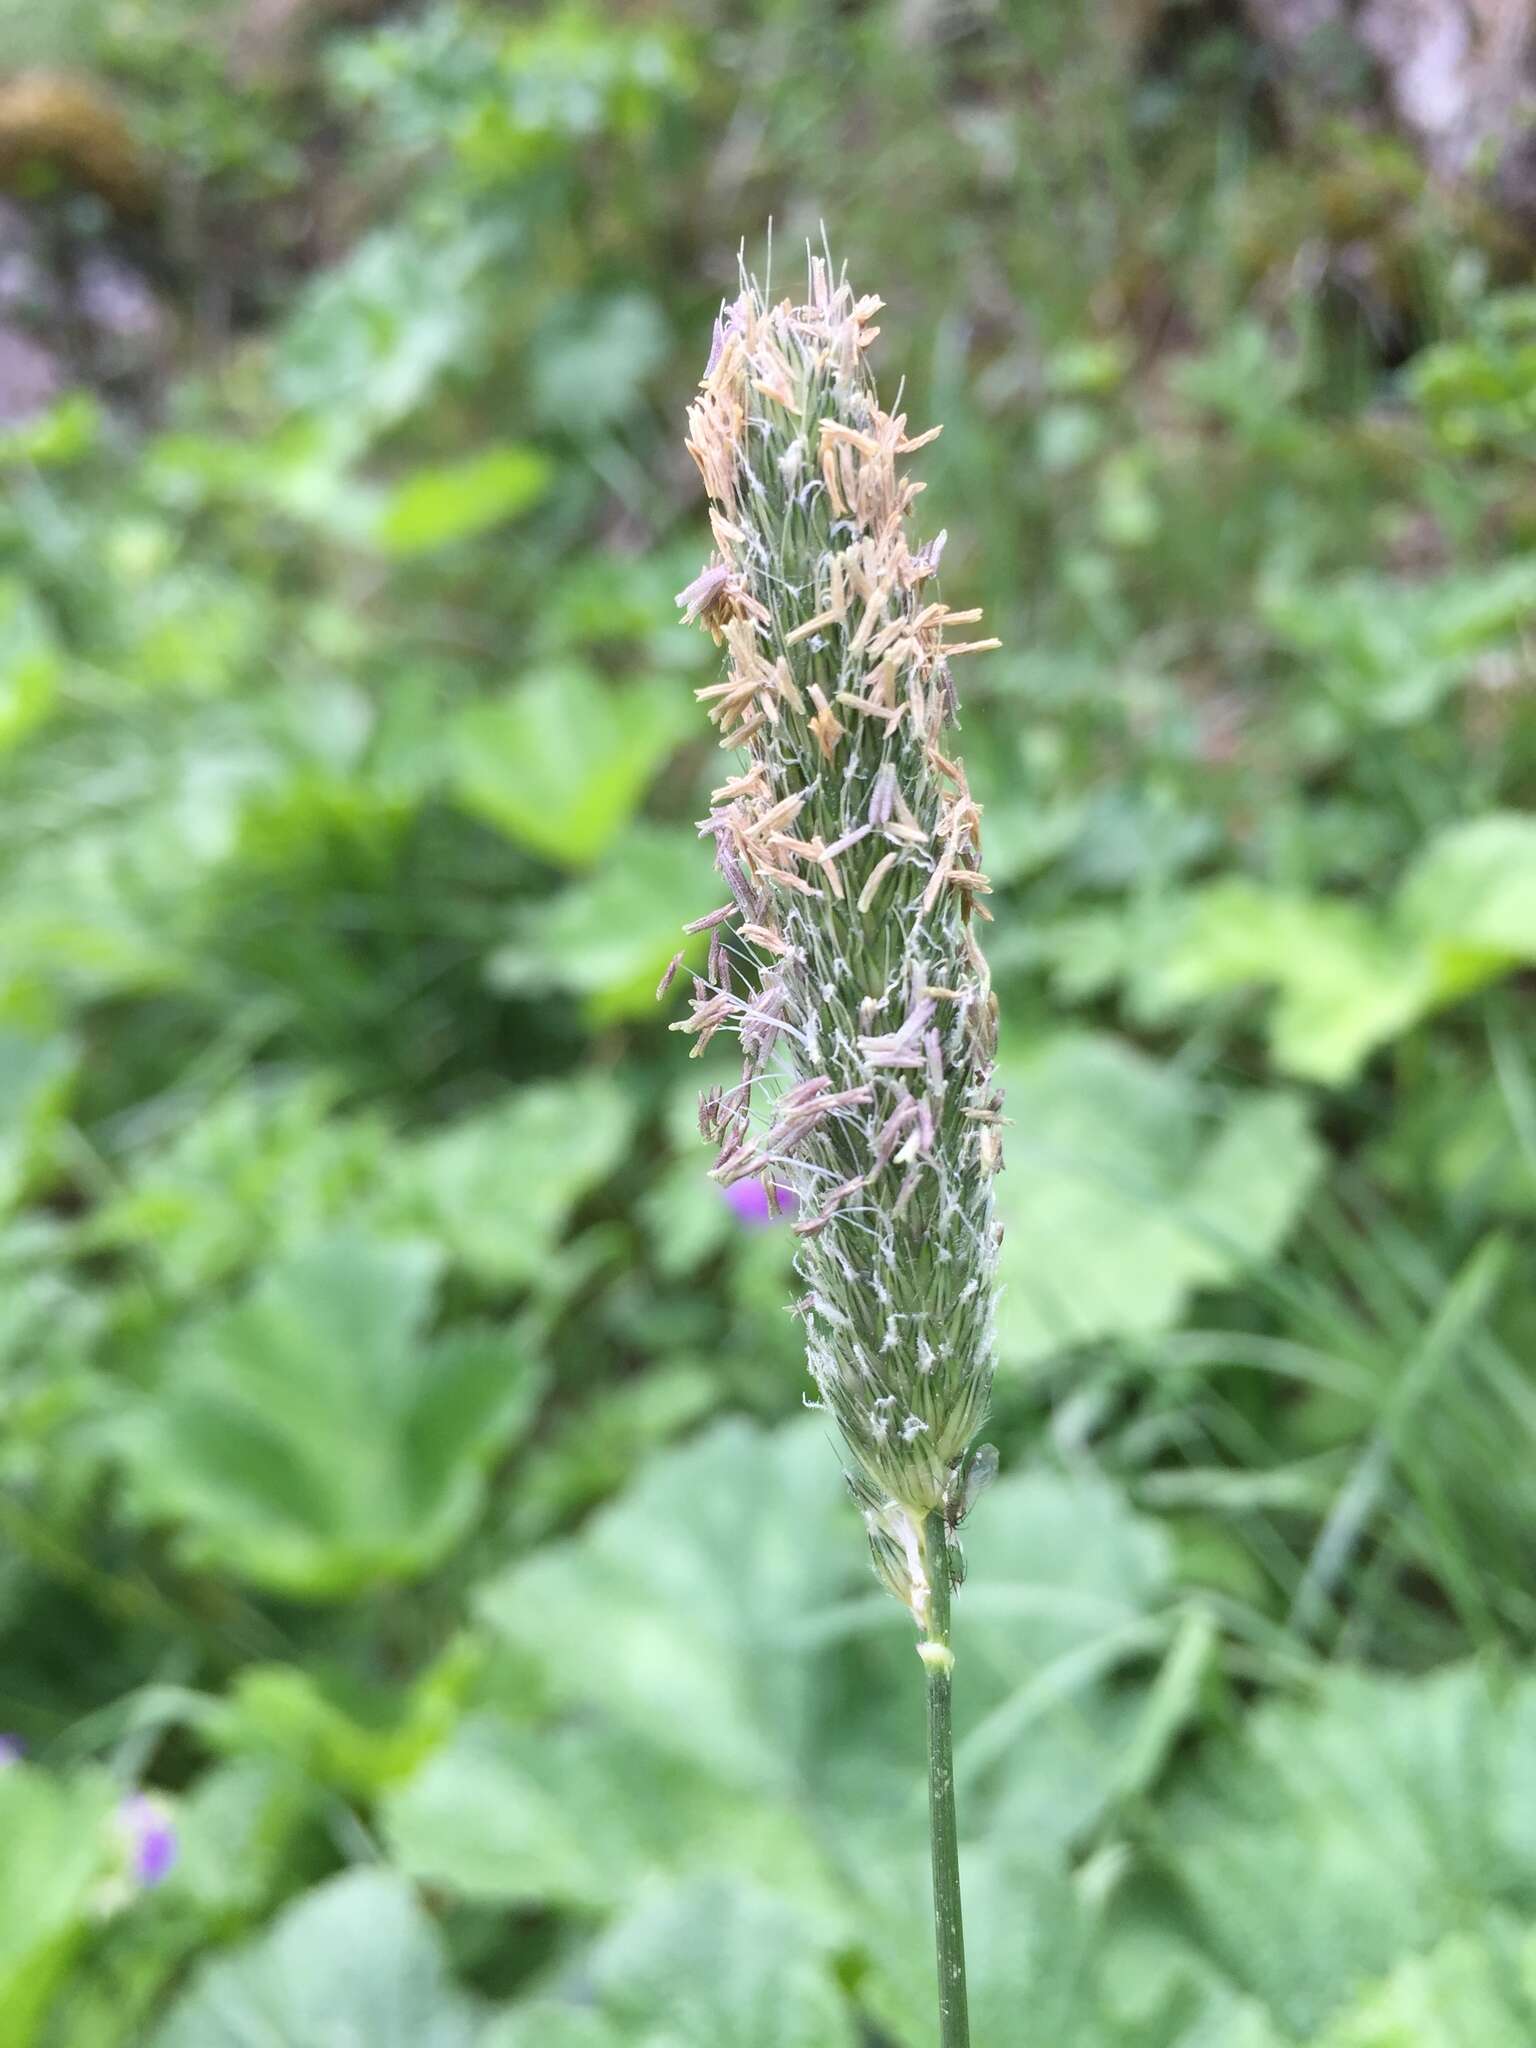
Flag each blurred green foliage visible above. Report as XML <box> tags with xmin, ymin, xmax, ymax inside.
<box><xmin>0</xmin><ymin>0</ymin><xmax>1534</xmax><ymax>2040</ymax></box>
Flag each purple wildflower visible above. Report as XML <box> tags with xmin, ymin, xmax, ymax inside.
<box><xmin>118</xmin><ymin>1793</ymin><xmax>178</xmax><ymax>1888</ymax></box>
<box><xmin>722</xmin><ymin>1179</ymin><xmax>795</xmax><ymax>1225</ymax></box>
<box><xmin>0</xmin><ymin>1735</ymin><xmax>22</xmax><ymax>1767</ymax></box>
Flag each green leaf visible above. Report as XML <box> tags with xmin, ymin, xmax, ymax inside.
<box><xmin>0</xmin><ymin>391</ymin><xmax>100</xmax><ymax>467</ymax></box>
<box><xmin>1399</xmin><ymin>812</ymin><xmax>1536</xmax><ymax>969</ymax></box>
<box><xmin>388</xmin><ymin>1075</ymin><xmax>634</xmax><ymax>1288</ymax></box>
<box><xmin>1260</xmin><ymin>560</ymin><xmax>1536</xmax><ymax>725</ymax></box>
<box><xmin>0</xmin><ymin>1766</ymin><xmax>117</xmax><ymax>2048</ymax></box>
<box><xmin>275</xmin><ymin>221</ymin><xmax>505</xmax><ymax>444</ymax></box>
<box><xmin>1153</xmin><ymin>819</ymin><xmax>1536</xmax><ymax>1083</ymax></box>
<box><xmin>480</xmin><ymin>2010</ymin><xmax>622</xmax><ymax>2048</ymax></box>
<box><xmin>1182</xmin><ymin>1092</ymin><xmax>1328</xmax><ymax>1285</ymax></box>
<box><xmin>376</xmin><ymin>446</ymin><xmax>552</xmax><ymax>555</ymax></box>
<box><xmin>452</xmin><ymin>667</ymin><xmax>689</xmax><ymax>868</ymax></box>
<box><xmin>1156</xmin><ymin>884</ymin><xmax>1431</xmax><ymax>1086</ymax></box>
<box><xmin>586</xmin><ymin>1880</ymin><xmax>857</xmax><ymax>2048</ymax></box>
<box><xmin>456</xmin><ymin>1420</ymin><xmax>1169</xmax><ymax>1927</ymax></box>
<box><xmin>162</xmin><ymin>1759</ymin><xmax>319</xmax><ymax>1921</ymax></box>
<box><xmin>215</xmin><ymin>1641</ymin><xmax>479</xmax><ymax>1798</ymax></box>
<box><xmin>117</xmin><ymin>1234</ymin><xmax>541</xmax><ymax>1597</ymax></box>
<box><xmin>0</xmin><ymin>1029</ymin><xmax>76</xmax><ymax>1220</ymax></box>
<box><xmin>1156</xmin><ymin>1662</ymin><xmax>1536</xmax><ymax>2038</ymax></box>
<box><xmin>1312</xmin><ymin>1921</ymin><xmax>1536</xmax><ymax>2047</ymax></box>
<box><xmin>839</xmin><ymin>1462</ymin><xmax>1173</xmax><ymax>1857</ymax></box>
<box><xmin>530</xmin><ymin>291</ymin><xmax>668</xmax><ymax>432</ymax></box>
<box><xmin>476</xmin><ymin>1419</ymin><xmax>850</xmax><ymax>1789</ymax></box>
<box><xmin>150</xmin><ymin>1869</ymin><xmax>483</xmax><ymax>2048</ymax></box>
<box><xmin>384</xmin><ymin>1714</ymin><xmax>835</xmax><ymax>1916</ymax></box>
<box><xmin>489</xmin><ymin>826</ymin><xmax>714</xmax><ymax>1021</ymax></box>
<box><xmin>86</xmin><ymin>1077</ymin><xmax>390</xmax><ymax>1296</ymax></box>
<box><xmin>0</xmin><ymin>579</ymin><xmax>61</xmax><ymax>753</ymax></box>
<box><xmin>858</xmin><ymin>1845</ymin><xmax>1278</xmax><ymax>2048</ymax></box>
<box><xmin>994</xmin><ymin>1035</ymin><xmax>1322</xmax><ymax>1361</ymax></box>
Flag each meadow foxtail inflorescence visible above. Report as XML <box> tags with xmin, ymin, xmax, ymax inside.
<box><xmin>670</xmin><ymin>251</ymin><xmax>1004</xmax><ymax>1617</ymax></box>
<box><xmin>669</xmin><ymin>249</ymin><xmax>1003</xmax><ymax>2043</ymax></box>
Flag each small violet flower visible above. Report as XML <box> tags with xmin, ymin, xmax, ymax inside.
<box><xmin>117</xmin><ymin>1792</ymin><xmax>178</xmax><ymax>1888</ymax></box>
<box><xmin>722</xmin><ymin>1178</ymin><xmax>795</xmax><ymax>1226</ymax></box>
<box><xmin>0</xmin><ymin>1734</ymin><xmax>22</xmax><ymax>1767</ymax></box>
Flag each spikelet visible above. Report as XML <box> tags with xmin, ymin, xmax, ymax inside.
<box><xmin>670</xmin><ymin>254</ymin><xmax>1003</xmax><ymax>1626</ymax></box>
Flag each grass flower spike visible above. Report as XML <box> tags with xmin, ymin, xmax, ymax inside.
<box><xmin>673</xmin><ymin>252</ymin><xmax>1003</xmax><ymax>2046</ymax></box>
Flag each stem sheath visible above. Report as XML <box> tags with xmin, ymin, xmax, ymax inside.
<box><xmin>921</xmin><ymin>1508</ymin><xmax>970</xmax><ymax>2048</ymax></box>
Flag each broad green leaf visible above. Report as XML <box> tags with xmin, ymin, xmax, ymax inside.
<box><xmin>0</xmin><ymin>1766</ymin><xmax>117</xmax><ymax>2048</ymax></box>
<box><xmin>384</xmin><ymin>1714</ymin><xmax>835</xmax><ymax>1915</ymax></box>
<box><xmin>1311</xmin><ymin>1921</ymin><xmax>1536</xmax><ymax>2047</ymax></box>
<box><xmin>121</xmin><ymin>568</ymin><xmax>267</xmax><ymax>698</ymax></box>
<box><xmin>0</xmin><ymin>391</ymin><xmax>100</xmax><ymax>467</ymax></box>
<box><xmin>637</xmin><ymin>1155</ymin><xmax>738</xmax><ymax>1277</ymax></box>
<box><xmin>475</xmin><ymin>1419</ymin><xmax>850</xmax><ymax>1789</ymax></box>
<box><xmin>489</xmin><ymin>826</ymin><xmax>713</xmax><ymax>1021</ymax></box>
<box><xmin>480</xmin><ymin>2011</ymin><xmax>622</xmax><ymax>2048</ymax></box>
<box><xmin>1155</xmin><ymin>1662</ymin><xmax>1536</xmax><ymax>2038</ymax></box>
<box><xmin>452</xmin><ymin>667</ymin><xmax>689</xmax><ymax>868</ymax></box>
<box><xmin>0</xmin><ymin>579</ymin><xmax>61</xmax><ymax>753</ymax></box>
<box><xmin>498</xmin><ymin>1360</ymin><xmax>719</xmax><ymax>1544</ymax></box>
<box><xmin>376</xmin><ymin>446</ymin><xmax>552</xmax><ymax>555</ymax></box>
<box><xmin>1183</xmin><ymin>1092</ymin><xmax>1327</xmax><ymax>1285</ymax></box>
<box><xmin>860</xmin><ymin>1844</ymin><xmax>1280</xmax><ymax>2048</ymax></box>
<box><xmin>1410</xmin><ymin>291</ymin><xmax>1536</xmax><ymax>451</ymax></box>
<box><xmin>214</xmin><ymin>1641</ymin><xmax>479</xmax><ymax>1798</ymax></box>
<box><xmin>858</xmin><ymin>1846</ymin><xmax>1097</xmax><ymax>2048</ymax></box>
<box><xmin>87</xmin><ymin>1077</ymin><xmax>390</xmax><ymax>1295</ymax></box>
<box><xmin>1154</xmin><ymin>818</ymin><xmax>1536</xmax><ymax>1084</ymax></box>
<box><xmin>994</xmin><ymin>1035</ymin><xmax>1321</xmax><ymax>1361</ymax></box>
<box><xmin>587</xmin><ymin>1881</ymin><xmax>857</xmax><ymax>2048</ymax></box>
<box><xmin>0</xmin><ymin>1030</ymin><xmax>75</xmax><ymax>1219</ymax></box>
<box><xmin>829</xmin><ymin>1462</ymin><xmax>1173</xmax><ymax>1862</ymax></box>
<box><xmin>530</xmin><ymin>291</ymin><xmax>668</xmax><ymax>432</ymax></box>
<box><xmin>1260</xmin><ymin>561</ymin><xmax>1536</xmax><ymax>725</ymax></box>
<box><xmin>460</xmin><ymin>1420</ymin><xmax>1169</xmax><ymax>1927</ymax></box>
<box><xmin>162</xmin><ymin>1759</ymin><xmax>319</xmax><ymax>1920</ymax></box>
<box><xmin>146</xmin><ymin>421</ymin><xmax>382</xmax><ymax>544</ymax></box>
<box><xmin>150</xmin><ymin>1869</ymin><xmax>482</xmax><ymax>2048</ymax></box>
<box><xmin>275</xmin><ymin>221</ymin><xmax>505</xmax><ymax>444</ymax></box>
<box><xmin>1156</xmin><ymin>884</ymin><xmax>1430</xmax><ymax>1085</ymax></box>
<box><xmin>1399</xmin><ymin>812</ymin><xmax>1536</xmax><ymax>969</ymax></box>
<box><xmin>388</xmin><ymin>1074</ymin><xmax>633</xmax><ymax>1288</ymax></box>
<box><xmin>117</xmin><ymin>1235</ymin><xmax>541</xmax><ymax>1597</ymax></box>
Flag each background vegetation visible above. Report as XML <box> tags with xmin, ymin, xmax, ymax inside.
<box><xmin>2</xmin><ymin>2</ymin><xmax>1535</xmax><ymax>2040</ymax></box>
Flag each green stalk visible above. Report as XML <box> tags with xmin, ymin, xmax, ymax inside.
<box><xmin>921</xmin><ymin>1509</ymin><xmax>970</xmax><ymax>2047</ymax></box>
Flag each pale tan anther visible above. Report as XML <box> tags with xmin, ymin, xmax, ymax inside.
<box><xmin>819</xmin><ymin>419</ymin><xmax>881</xmax><ymax>457</ymax></box>
<box><xmin>761</xmin><ymin>865</ymin><xmax>823</xmax><ymax>898</ymax></box>
<box><xmin>712</xmin><ymin>765</ymin><xmax>769</xmax><ymax>803</ymax></box>
<box><xmin>807</xmin><ymin>837</ymin><xmax>845</xmax><ymax>902</ymax></box>
<box><xmin>756</xmin><ymin>790</ymin><xmax>810</xmax><ymax>834</ymax></box>
<box><xmin>719</xmin><ymin>712</ymin><xmax>768</xmax><ymax>748</ymax></box>
<box><xmin>857</xmin><ymin>848</ymin><xmax>900</xmax><ymax>913</ymax></box>
<box><xmin>821</xmin><ymin>443</ymin><xmax>847</xmax><ymax>517</ymax></box>
<box><xmin>807</xmin><ymin>686</ymin><xmax>846</xmax><ymax>762</ymax></box>
<box><xmin>785</xmin><ymin>608</ymin><xmax>843</xmax><ymax>646</ymax></box>
<box><xmin>836</xmin><ymin>691</ymin><xmax>906</xmax><ymax>731</ymax></box>
<box><xmin>768</xmin><ymin>833</ymin><xmax>814</xmax><ymax>862</ymax></box>
<box><xmin>849</xmin><ymin>585</ymin><xmax>890</xmax><ymax>658</ymax></box>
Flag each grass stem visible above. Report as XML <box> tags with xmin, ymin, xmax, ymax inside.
<box><xmin>922</xmin><ymin>1508</ymin><xmax>970</xmax><ymax>2047</ymax></box>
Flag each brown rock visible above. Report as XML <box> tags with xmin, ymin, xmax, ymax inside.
<box><xmin>0</xmin><ymin>70</ymin><xmax>156</xmax><ymax>216</ymax></box>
